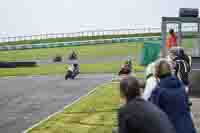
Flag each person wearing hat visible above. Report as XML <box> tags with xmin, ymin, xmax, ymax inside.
<box><xmin>150</xmin><ymin>59</ymin><xmax>196</xmax><ymax>133</ymax></box>
<box><xmin>116</xmin><ymin>76</ymin><xmax>176</xmax><ymax>133</ymax></box>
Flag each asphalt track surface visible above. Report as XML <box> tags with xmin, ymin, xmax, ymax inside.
<box><xmin>192</xmin><ymin>63</ymin><xmax>200</xmax><ymax>70</ymax></box>
<box><xmin>20</xmin><ymin>56</ymin><xmax>129</xmax><ymax>65</ymax></box>
<box><xmin>0</xmin><ymin>74</ymin><xmax>113</xmax><ymax>133</ymax></box>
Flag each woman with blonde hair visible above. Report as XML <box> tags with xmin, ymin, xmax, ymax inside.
<box><xmin>142</xmin><ymin>62</ymin><xmax>157</xmax><ymax>100</ymax></box>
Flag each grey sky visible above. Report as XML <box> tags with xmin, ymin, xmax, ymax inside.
<box><xmin>0</xmin><ymin>0</ymin><xmax>199</xmax><ymax>36</ymax></box>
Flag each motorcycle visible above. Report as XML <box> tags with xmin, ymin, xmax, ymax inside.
<box><xmin>118</xmin><ymin>64</ymin><xmax>132</xmax><ymax>76</ymax></box>
<box><xmin>65</xmin><ymin>64</ymin><xmax>80</xmax><ymax>80</ymax></box>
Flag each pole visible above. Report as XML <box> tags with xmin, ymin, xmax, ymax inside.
<box><xmin>198</xmin><ymin>23</ymin><xmax>200</xmax><ymax>33</ymax></box>
<box><xmin>178</xmin><ymin>22</ymin><xmax>182</xmax><ymax>46</ymax></box>
<box><xmin>161</xmin><ymin>18</ymin><xmax>167</xmax><ymax>57</ymax></box>
<box><xmin>197</xmin><ymin>23</ymin><xmax>200</xmax><ymax>57</ymax></box>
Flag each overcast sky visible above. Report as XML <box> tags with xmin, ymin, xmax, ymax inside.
<box><xmin>0</xmin><ymin>0</ymin><xmax>199</xmax><ymax>36</ymax></box>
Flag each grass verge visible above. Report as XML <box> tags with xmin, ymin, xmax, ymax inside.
<box><xmin>27</xmin><ymin>82</ymin><xmax>120</xmax><ymax>133</ymax></box>
<box><xmin>0</xmin><ymin>38</ymin><xmax>195</xmax><ymax>62</ymax></box>
<box><xmin>0</xmin><ymin>43</ymin><xmax>141</xmax><ymax>61</ymax></box>
<box><xmin>0</xmin><ymin>63</ymin><xmax>145</xmax><ymax>77</ymax></box>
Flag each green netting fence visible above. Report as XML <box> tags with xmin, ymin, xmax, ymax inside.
<box><xmin>139</xmin><ymin>42</ymin><xmax>161</xmax><ymax>66</ymax></box>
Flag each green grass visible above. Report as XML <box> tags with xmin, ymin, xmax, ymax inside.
<box><xmin>0</xmin><ymin>33</ymin><xmax>161</xmax><ymax>46</ymax></box>
<box><xmin>0</xmin><ymin>38</ymin><xmax>195</xmax><ymax>62</ymax></box>
<box><xmin>0</xmin><ymin>63</ymin><xmax>145</xmax><ymax>77</ymax></box>
<box><xmin>182</xmin><ymin>38</ymin><xmax>194</xmax><ymax>48</ymax></box>
<box><xmin>0</xmin><ymin>42</ymin><xmax>145</xmax><ymax>77</ymax></box>
<box><xmin>0</xmin><ymin>42</ymin><xmax>142</xmax><ymax>61</ymax></box>
<box><xmin>26</xmin><ymin>78</ymin><xmax>200</xmax><ymax>133</ymax></box>
<box><xmin>0</xmin><ymin>38</ymin><xmax>193</xmax><ymax>77</ymax></box>
<box><xmin>27</xmin><ymin>82</ymin><xmax>120</xmax><ymax>133</ymax></box>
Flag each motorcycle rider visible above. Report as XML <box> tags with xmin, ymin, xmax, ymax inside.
<box><xmin>68</xmin><ymin>50</ymin><xmax>78</xmax><ymax>60</ymax></box>
<box><xmin>118</xmin><ymin>57</ymin><xmax>133</xmax><ymax>76</ymax></box>
<box><xmin>66</xmin><ymin>50</ymin><xmax>79</xmax><ymax>79</ymax></box>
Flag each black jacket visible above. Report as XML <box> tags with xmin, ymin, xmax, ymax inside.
<box><xmin>118</xmin><ymin>98</ymin><xmax>176</xmax><ymax>133</ymax></box>
<box><xmin>173</xmin><ymin>56</ymin><xmax>191</xmax><ymax>86</ymax></box>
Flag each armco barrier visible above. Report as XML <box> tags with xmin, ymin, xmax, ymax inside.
<box><xmin>104</xmin><ymin>39</ymin><xmax>113</xmax><ymax>44</ymax></box>
<box><xmin>112</xmin><ymin>38</ymin><xmax>121</xmax><ymax>43</ymax></box>
<box><xmin>0</xmin><ymin>61</ymin><xmax>37</xmax><ymax>68</ymax></box>
<box><xmin>0</xmin><ymin>36</ymin><xmax>161</xmax><ymax>51</ymax></box>
<box><xmin>14</xmin><ymin>61</ymin><xmax>37</xmax><ymax>67</ymax></box>
<box><xmin>0</xmin><ymin>62</ymin><xmax>16</xmax><ymax>68</ymax></box>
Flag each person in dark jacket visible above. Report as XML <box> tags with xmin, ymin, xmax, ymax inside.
<box><xmin>150</xmin><ymin>59</ymin><xmax>196</xmax><ymax>133</ymax></box>
<box><xmin>168</xmin><ymin>47</ymin><xmax>192</xmax><ymax>93</ymax></box>
<box><xmin>117</xmin><ymin>76</ymin><xmax>176</xmax><ymax>133</ymax></box>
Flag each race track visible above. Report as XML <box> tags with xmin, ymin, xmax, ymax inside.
<box><xmin>0</xmin><ymin>61</ymin><xmax>200</xmax><ymax>133</ymax></box>
<box><xmin>0</xmin><ymin>74</ymin><xmax>113</xmax><ymax>133</ymax></box>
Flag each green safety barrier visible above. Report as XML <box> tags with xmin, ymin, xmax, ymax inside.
<box><xmin>96</xmin><ymin>40</ymin><xmax>106</xmax><ymax>44</ymax></box>
<box><xmin>56</xmin><ymin>43</ymin><xmax>65</xmax><ymax>47</ymax></box>
<box><xmin>139</xmin><ymin>42</ymin><xmax>161</xmax><ymax>66</ymax></box>
<box><xmin>32</xmin><ymin>44</ymin><xmax>42</xmax><ymax>49</ymax></box>
<box><xmin>112</xmin><ymin>38</ymin><xmax>121</xmax><ymax>43</ymax></box>
<box><xmin>79</xmin><ymin>41</ymin><xmax>89</xmax><ymax>45</ymax></box>
<box><xmin>71</xmin><ymin>42</ymin><xmax>81</xmax><ymax>46</ymax></box>
<box><xmin>127</xmin><ymin>38</ymin><xmax>135</xmax><ymax>42</ymax></box>
<box><xmin>103</xmin><ymin>39</ymin><xmax>112</xmax><ymax>44</ymax></box>
<box><xmin>0</xmin><ymin>36</ymin><xmax>162</xmax><ymax>51</ymax></box>
<box><xmin>120</xmin><ymin>38</ymin><xmax>129</xmax><ymax>43</ymax></box>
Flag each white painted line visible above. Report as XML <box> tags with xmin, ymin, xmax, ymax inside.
<box><xmin>192</xmin><ymin>69</ymin><xmax>200</xmax><ymax>71</ymax></box>
<box><xmin>0</xmin><ymin>74</ymin><xmax>57</xmax><ymax>79</ymax></box>
<box><xmin>112</xmin><ymin>81</ymin><xmax>120</xmax><ymax>84</ymax></box>
<box><xmin>191</xmin><ymin>98</ymin><xmax>200</xmax><ymax>101</ymax></box>
<box><xmin>1</xmin><ymin>76</ymin><xmax>17</xmax><ymax>79</ymax></box>
<box><xmin>23</xmin><ymin>80</ymin><xmax>112</xmax><ymax>133</ymax></box>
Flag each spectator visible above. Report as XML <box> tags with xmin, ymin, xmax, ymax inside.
<box><xmin>117</xmin><ymin>76</ymin><xmax>176</xmax><ymax>133</ymax></box>
<box><xmin>168</xmin><ymin>47</ymin><xmax>192</xmax><ymax>93</ymax></box>
<box><xmin>150</xmin><ymin>59</ymin><xmax>196</xmax><ymax>133</ymax></box>
<box><xmin>166</xmin><ymin>29</ymin><xmax>177</xmax><ymax>49</ymax></box>
<box><xmin>142</xmin><ymin>62</ymin><xmax>157</xmax><ymax>100</ymax></box>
